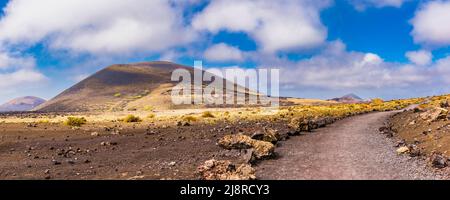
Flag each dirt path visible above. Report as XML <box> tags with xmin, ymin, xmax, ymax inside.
<box><xmin>256</xmin><ymin>111</ymin><xmax>445</xmax><ymax>180</ymax></box>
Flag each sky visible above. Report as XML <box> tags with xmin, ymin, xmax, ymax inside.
<box><xmin>0</xmin><ymin>0</ymin><xmax>449</xmax><ymax>103</ymax></box>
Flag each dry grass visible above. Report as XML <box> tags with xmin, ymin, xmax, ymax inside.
<box><xmin>64</xmin><ymin>117</ymin><xmax>87</xmax><ymax>127</ymax></box>
<box><xmin>182</xmin><ymin>115</ymin><xmax>198</xmax><ymax>123</ymax></box>
<box><xmin>201</xmin><ymin>111</ymin><xmax>215</xmax><ymax>118</ymax></box>
<box><xmin>147</xmin><ymin>113</ymin><xmax>156</xmax><ymax>119</ymax></box>
<box><xmin>121</xmin><ymin>115</ymin><xmax>142</xmax><ymax>123</ymax></box>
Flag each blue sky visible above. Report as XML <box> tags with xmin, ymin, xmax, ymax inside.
<box><xmin>0</xmin><ymin>0</ymin><xmax>449</xmax><ymax>103</ymax></box>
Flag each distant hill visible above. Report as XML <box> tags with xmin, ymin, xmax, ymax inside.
<box><xmin>329</xmin><ymin>93</ymin><xmax>364</xmax><ymax>103</ymax></box>
<box><xmin>34</xmin><ymin>61</ymin><xmax>260</xmax><ymax>112</ymax></box>
<box><xmin>0</xmin><ymin>96</ymin><xmax>46</xmax><ymax>112</ymax></box>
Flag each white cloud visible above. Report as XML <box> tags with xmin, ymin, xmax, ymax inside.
<box><xmin>0</xmin><ymin>0</ymin><xmax>195</xmax><ymax>55</ymax></box>
<box><xmin>277</xmin><ymin>41</ymin><xmax>437</xmax><ymax>90</ymax></box>
<box><xmin>405</xmin><ymin>50</ymin><xmax>433</xmax><ymax>66</ymax></box>
<box><xmin>411</xmin><ymin>0</ymin><xmax>450</xmax><ymax>47</ymax></box>
<box><xmin>434</xmin><ymin>56</ymin><xmax>450</xmax><ymax>84</ymax></box>
<box><xmin>0</xmin><ymin>69</ymin><xmax>47</xmax><ymax>88</ymax></box>
<box><xmin>204</xmin><ymin>43</ymin><xmax>244</xmax><ymax>62</ymax></box>
<box><xmin>193</xmin><ymin>0</ymin><xmax>330</xmax><ymax>53</ymax></box>
<box><xmin>0</xmin><ymin>51</ymin><xmax>35</xmax><ymax>70</ymax></box>
<box><xmin>350</xmin><ymin>0</ymin><xmax>408</xmax><ymax>10</ymax></box>
<box><xmin>362</xmin><ymin>53</ymin><xmax>383</xmax><ymax>65</ymax></box>
<box><xmin>0</xmin><ymin>50</ymin><xmax>47</xmax><ymax>91</ymax></box>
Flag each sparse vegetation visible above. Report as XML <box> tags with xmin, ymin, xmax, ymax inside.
<box><xmin>37</xmin><ymin>119</ymin><xmax>50</xmax><ymax>124</ymax></box>
<box><xmin>64</xmin><ymin>117</ymin><xmax>87</xmax><ymax>127</ymax></box>
<box><xmin>182</xmin><ymin>115</ymin><xmax>198</xmax><ymax>123</ymax></box>
<box><xmin>147</xmin><ymin>113</ymin><xmax>156</xmax><ymax>119</ymax></box>
<box><xmin>201</xmin><ymin>111</ymin><xmax>215</xmax><ymax>118</ymax></box>
<box><xmin>371</xmin><ymin>98</ymin><xmax>384</xmax><ymax>105</ymax></box>
<box><xmin>133</xmin><ymin>95</ymin><xmax>143</xmax><ymax>99</ymax></box>
<box><xmin>121</xmin><ymin>115</ymin><xmax>142</xmax><ymax>123</ymax></box>
<box><xmin>144</xmin><ymin>105</ymin><xmax>155</xmax><ymax>111</ymax></box>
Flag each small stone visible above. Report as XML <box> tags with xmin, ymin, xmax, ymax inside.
<box><xmin>52</xmin><ymin>159</ymin><xmax>62</xmax><ymax>165</ymax></box>
<box><xmin>396</xmin><ymin>146</ymin><xmax>410</xmax><ymax>154</ymax></box>
<box><xmin>430</xmin><ymin>153</ymin><xmax>447</xmax><ymax>169</ymax></box>
<box><xmin>168</xmin><ymin>161</ymin><xmax>176</xmax><ymax>167</ymax></box>
<box><xmin>203</xmin><ymin>159</ymin><xmax>215</xmax><ymax>169</ymax></box>
<box><xmin>423</xmin><ymin>129</ymin><xmax>432</xmax><ymax>135</ymax></box>
<box><xmin>91</xmin><ymin>132</ymin><xmax>99</xmax><ymax>136</ymax></box>
<box><xmin>44</xmin><ymin>169</ymin><xmax>50</xmax><ymax>174</ymax></box>
<box><xmin>394</xmin><ymin>140</ymin><xmax>406</xmax><ymax>147</ymax></box>
<box><xmin>408</xmin><ymin>145</ymin><xmax>421</xmax><ymax>157</ymax></box>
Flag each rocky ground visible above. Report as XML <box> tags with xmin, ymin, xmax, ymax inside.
<box><xmin>1</xmin><ymin>101</ymin><xmax>448</xmax><ymax>180</ymax></box>
<box><xmin>388</xmin><ymin>101</ymin><xmax>450</xmax><ymax>170</ymax></box>
<box><xmin>0</xmin><ymin>119</ymin><xmax>289</xmax><ymax>180</ymax></box>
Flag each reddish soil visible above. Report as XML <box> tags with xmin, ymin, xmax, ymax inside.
<box><xmin>0</xmin><ymin>120</ymin><xmax>287</xmax><ymax>180</ymax></box>
<box><xmin>390</xmin><ymin>110</ymin><xmax>450</xmax><ymax>157</ymax></box>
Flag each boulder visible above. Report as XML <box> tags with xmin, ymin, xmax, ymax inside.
<box><xmin>197</xmin><ymin>159</ymin><xmax>256</xmax><ymax>180</ymax></box>
<box><xmin>251</xmin><ymin>128</ymin><xmax>280</xmax><ymax>144</ymax></box>
<box><xmin>218</xmin><ymin>134</ymin><xmax>275</xmax><ymax>160</ymax></box>
<box><xmin>419</xmin><ymin>107</ymin><xmax>448</xmax><ymax>122</ymax></box>
<box><xmin>251</xmin><ymin>140</ymin><xmax>275</xmax><ymax>160</ymax></box>
<box><xmin>218</xmin><ymin>134</ymin><xmax>254</xmax><ymax>150</ymax></box>
<box><xmin>288</xmin><ymin>118</ymin><xmax>313</xmax><ymax>132</ymax></box>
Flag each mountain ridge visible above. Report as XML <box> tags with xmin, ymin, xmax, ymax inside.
<box><xmin>34</xmin><ymin>61</ymin><xmax>258</xmax><ymax>112</ymax></box>
<box><xmin>0</xmin><ymin>96</ymin><xmax>46</xmax><ymax>112</ymax></box>
<box><xmin>329</xmin><ymin>93</ymin><xmax>365</xmax><ymax>103</ymax></box>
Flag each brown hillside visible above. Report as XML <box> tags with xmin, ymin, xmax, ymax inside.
<box><xmin>35</xmin><ymin>61</ymin><xmax>195</xmax><ymax>112</ymax></box>
<box><xmin>35</xmin><ymin>61</ymin><xmax>266</xmax><ymax>112</ymax></box>
<box><xmin>35</xmin><ymin>61</ymin><xmax>332</xmax><ymax>112</ymax></box>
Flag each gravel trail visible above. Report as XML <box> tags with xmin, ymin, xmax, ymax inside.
<box><xmin>256</xmin><ymin>111</ymin><xmax>444</xmax><ymax>180</ymax></box>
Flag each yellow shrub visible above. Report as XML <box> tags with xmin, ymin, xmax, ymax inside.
<box><xmin>121</xmin><ymin>115</ymin><xmax>142</xmax><ymax>123</ymax></box>
<box><xmin>201</xmin><ymin>111</ymin><xmax>215</xmax><ymax>118</ymax></box>
<box><xmin>147</xmin><ymin>113</ymin><xmax>156</xmax><ymax>119</ymax></box>
<box><xmin>37</xmin><ymin>119</ymin><xmax>50</xmax><ymax>123</ymax></box>
<box><xmin>183</xmin><ymin>115</ymin><xmax>198</xmax><ymax>122</ymax></box>
<box><xmin>144</xmin><ymin>105</ymin><xmax>154</xmax><ymax>111</ymax></box>
<box><xmin>64</xmin><ymin>117</ymin><xmax>87</xmax><ymax>127</ymax></box>
<box><xmin>371</xmin><ymin>98</ymin><xmax>384</xmax><ymax>105</ymax></box>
